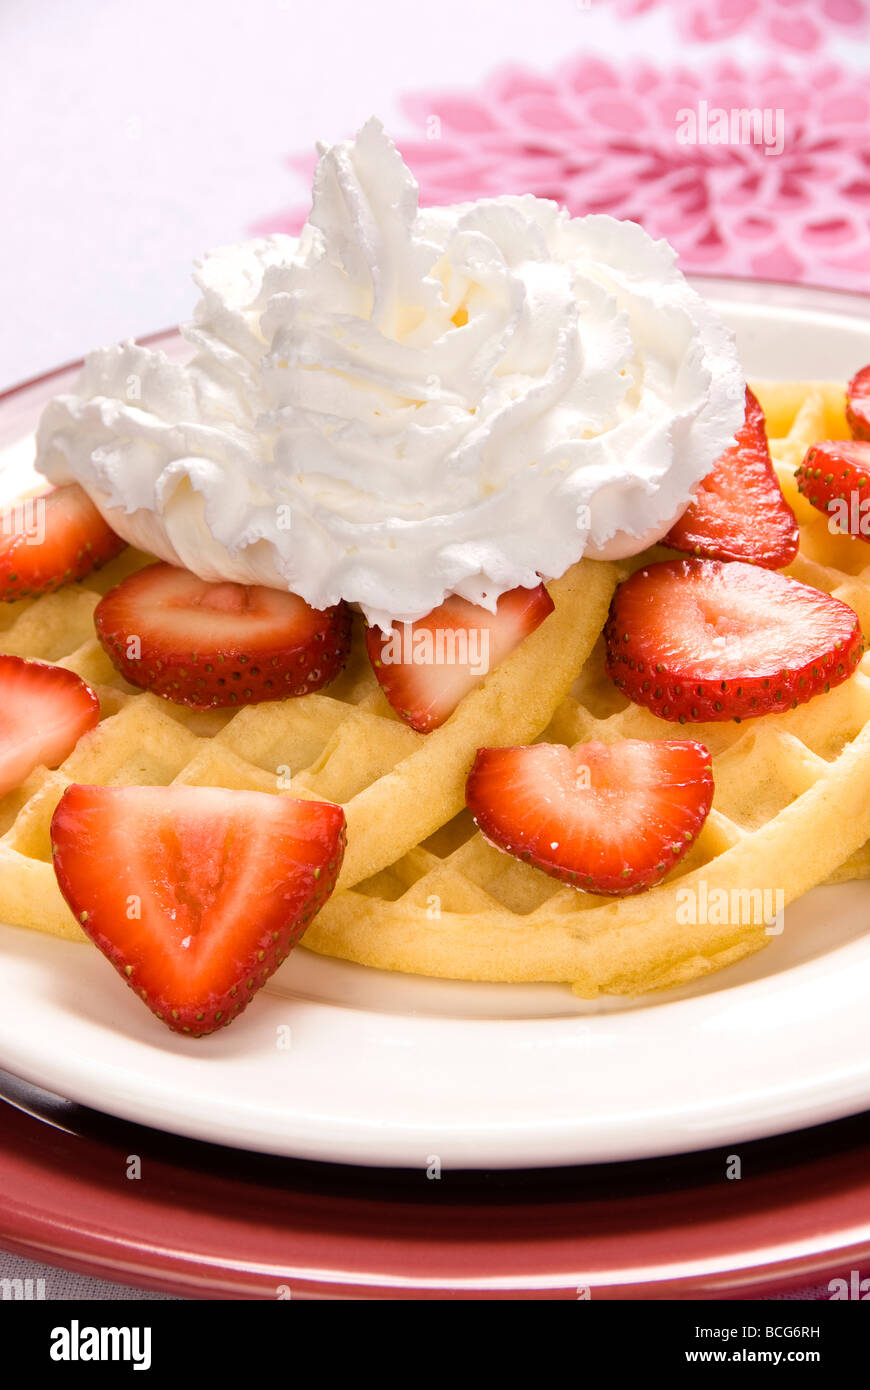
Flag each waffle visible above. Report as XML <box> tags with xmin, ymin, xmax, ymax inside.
<box><xmin>0</xmin><ymin>545</ymin><xmax>615</xmax><ymax>941</ymax></box>
<box><xmin>301</xmin><ymin>380</ymin><xmax>870</xmax><ymax>994</ymax></box>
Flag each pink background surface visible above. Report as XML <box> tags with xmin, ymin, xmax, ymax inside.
<box><xmin>3</xmin><ymin>0</ymin><xmax>869</xmax><ymax>390</ymax></box>
<box><xmin>258</xmin><ymin>53</ymin><xmax>870</xmax><ymax>294</ymax></box>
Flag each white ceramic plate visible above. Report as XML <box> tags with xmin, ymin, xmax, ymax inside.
<box><xmin>1</xmin><ymin>277</ymin><xmax>870</xmax><ymax>1170</ymax></box>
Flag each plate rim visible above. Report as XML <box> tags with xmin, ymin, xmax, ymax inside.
<box><xmin>2</xmin><ymin>1075</ymin><xmax>869</xmax><ymax>1299</ymax></box>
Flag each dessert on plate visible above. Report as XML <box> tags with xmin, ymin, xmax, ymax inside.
<box><xmin>2</xmin><ymin>120</ymin><xmax>870</xmax><ymax>1034</ymax></box>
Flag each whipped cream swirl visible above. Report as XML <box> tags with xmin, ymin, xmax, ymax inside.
<box><xmin>36</xmin><ymin>119</ymin><xmax>745</xmax><ymax>626</ymax></box>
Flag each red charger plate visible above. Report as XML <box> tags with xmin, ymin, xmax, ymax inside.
<box><xmin>1</xmin><ymin>1070</ymin><xmax>868</xmax><ymax>1300</ymax></box>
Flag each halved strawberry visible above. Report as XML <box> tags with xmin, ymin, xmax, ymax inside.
<box><xmin>605</xmin><ymin>558</ymin><xmax>862</xmax><ymax>723</ymax></box>
<box><xmin>664</xmin><ymin>387</ymin><xmax>799</xmax><ymax>568</ymax></box>
<box><xmin>50</xmin><ymin>784</ymin><xmax>346</xmax><ymax>1037</ymax></box>
<box><xmin>95</xmin><ymin>562</ymin><xmax>352</xmax><ymax>709</ymax></box>
<box><xmin>795</xmin><ymin>440</ymin><xmax>870</xmax><ymax>540</ymax></box>
<box><xmin>466</xmin><ymin>739</ymin><xmax>713</xmax><ymax>895</ymax></box>
<box><xmin>0</xmin><ymin>655</ymin><xmax>99</xmax><ymax>796</ymax></box>
<box><xmin>366</xmin><ymin>584</ymin><xmax>554</xmax><ymax>733</ymax></box>
<box><xmin>846</xmin><ymin>365</ymin><xmax>870</xmax><ymax>440</ymax></box>
<box><xmin>0</xmin><ymin>484</ymin><xmax>126</xmax><ymax>601</ymax></box>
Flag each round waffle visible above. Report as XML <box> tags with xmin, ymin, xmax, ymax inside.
<box><xmin>5</xmin><ymin>381</ymin><xmax>870</xmax><ymax>999</ymax></box>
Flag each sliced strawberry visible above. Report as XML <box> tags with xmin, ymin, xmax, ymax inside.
<box><xmin>846</xmin><ymin>365</ymin><xmax>870</xmax><ymax>441</ymax></box>
<box><xmin>0</xmin><ymin>655</ymin><xmax>99</xmax><ymax>796</ymax></box>
<box><xmin>95</xmin><ymin>562</ymin><xmax>352</xmax><ymax>709</ymax></box>
<box><xmin>366</xmin><ymin>584</ymin><xmax>554</xmax><ymax>733</ymax></box>
<box><xmin>605</xmin><ymin>558</ymin><xmax>862</xmax><ymax>723</ymax></box>
<box><xmin>795</xmin><ymin>440</ymin><xmax>870</xmax><ymax>540</ymax></box>
<box><xmin>50</xmin><ymin>784</ymin><xmax>346</xmax><ymax>1036</ymax></box>
<box><xmin>664</xmin><ymin>387</ymin><xmax>799</xmax><ymax>568</ymax></box>
<box><xmin>0</xmin><ymin>484</ymin><xmax>126</xmax><ymax>601</ymax></box>
<box><xmin>466</xmin><ymin>739</ymin><xmax>712</xmax><ymax>896</ymax></box>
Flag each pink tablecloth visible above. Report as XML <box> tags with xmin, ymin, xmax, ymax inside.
<box><xmin>256</xmin><ymin>0</ymin><xmax>870</xmax><ymax>296</ymax></box>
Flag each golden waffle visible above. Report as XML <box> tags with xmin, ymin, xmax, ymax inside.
<box><xmin>0</xmin><ymin>545</ymin><xmax>615</xmax><ymax>940</ymax></box>
<box><xmin>301</xmin><ymin>380</ymin><xmax>870</xmax><ymax>994</ymax></box>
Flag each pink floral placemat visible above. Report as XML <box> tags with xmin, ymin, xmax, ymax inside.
<box><xmin>619</xmin><ymin>0</ymin><xmax>868</xmax><ymax>53</ymax></box>
<box><xmin>254</xmin><ymin>0</ymin><xmax>870</xmax><ymax>293</ymax></box>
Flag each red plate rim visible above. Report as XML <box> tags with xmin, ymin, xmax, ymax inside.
<box><xmin>1</xmin><ymin>1074</ymin><xmax>869</xmax><ymax>1300</ymax></box>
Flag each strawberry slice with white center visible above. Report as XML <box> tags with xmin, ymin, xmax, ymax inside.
<box><xmin>664</xmin><ymin>387</ymin><xmax>799</xmax><ymax>569</ymax></box>
<box><xmin>605</xmin><ymin>558</ymin><xmax>863</xmax><ymax>723</ymax></box>
<box><xmin>95</xmin><ymin>562</ymin><xmax>352</xmax><ymax>709</ymax></box>
<box><xmin>50</xmin><ymin>784</ymin><xmax>346</xmax><ymax>1037</ymax></box>
<box><xmin>847</xmin><ymin>365</ymin><xmax>870</xmax><ymax>441</ymax></box>
<box><xmin>0</xmin><ymin>484</ymin><xmax>126</xmax><ymax>601</ymax></box>
<box><xmin>0</xmin><ymin>655</ymin><xmax>100</xmax><ymax>796</ymax></box>
<box><xmin>466</xmin><ymin>739</ymin><xmax>713</xmax><ymax>896</ymax></box>
<box><xmin>795</xmin><ymin>440</ymin><xmax>870</xmax><ymax>539</ymax></box>
<box><xmin>366</xmin><ymin>584</ymin><xmax>555</xmax><ymax>733</ymax></box>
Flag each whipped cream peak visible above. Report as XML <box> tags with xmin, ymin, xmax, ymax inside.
<box><xmin>36</xmin><ymin>118</ymin><xmax>745</xmax><ymax>627</ymax></box>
